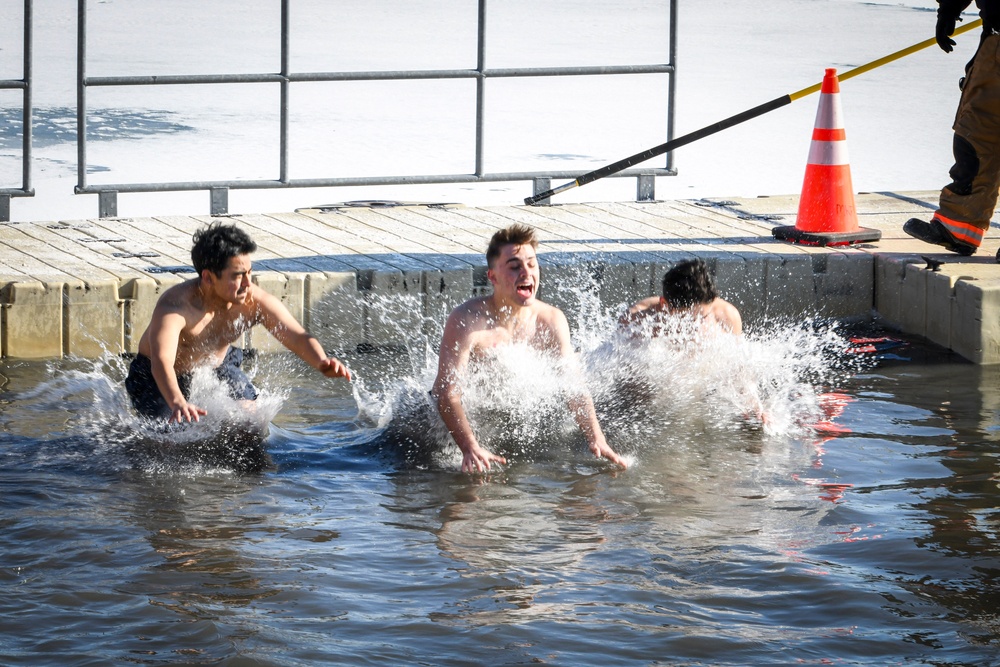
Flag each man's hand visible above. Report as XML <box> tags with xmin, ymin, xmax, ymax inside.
<box><xmin>169</xmin><ymin>400</ymin><xmax>207</xmax><ymax>424</ymax></box>
<box><xmin>318</xmin><ymin>357</ymin><xmax>352</xmax><ymax>381</ymax></box>
<box><xmin>461</xmin><ymin>443</ymin><xmax>507</xmax><ymax>473</ymax></box>
<box><xmin>936</xmin><ymin>13</ymin><xmax>960</xmax><ymax>52</ymax></box>
<box><xmin>589</xmin><ymin>437</ymin><xmax>628</xmax><ymax>469</ymax></box>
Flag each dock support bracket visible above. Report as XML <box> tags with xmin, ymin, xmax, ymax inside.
<box><xmin>99</xmin><ymin>191</ymin><xmax>118</xmax><ymax>219</ymax></box>
<box><xmin>532</xmin><ymin>178</ymin><xmax>552</xmax><ymax>206</ymax></box>
<box><xmin>211</xmin><ymin>187</ymin><xmax>229</xmax><ymax>216</ymax></box>
<box><xmin>637</xmin><ymin>174</ymin><xmax>656</xmax><ymax>202</ymax></box>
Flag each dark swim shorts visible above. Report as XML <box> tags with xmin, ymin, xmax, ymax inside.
<box><xmin>125</xmin><ymin>346</ymin><xmax>259</xmax><ymax>419</ymax></box>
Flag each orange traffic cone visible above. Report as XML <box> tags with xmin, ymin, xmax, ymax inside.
<box><xmin>773</xmin><ymin>68</ymin><xmax>881</xmax><ymax>246</ymax></box>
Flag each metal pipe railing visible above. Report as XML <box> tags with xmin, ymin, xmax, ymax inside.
<box><xmin>75</xmin><ymin>0</ymin><xmax>678</xmax><ymax>217</ymax></box>
<box><xmin>0</xmin><ymin>0</ymin><xmax>34</xmax><ymax>221</ymax></box>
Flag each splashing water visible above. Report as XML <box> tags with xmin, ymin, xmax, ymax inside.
<box><xmin>7</xmin><ymin>353</ymin><xmax>285</xmax><ymax>475</ymax></box>
<box><xmin>584</xmin><ymin>315</ymin><xmax>857</xmax><ymax>447</ymax></box>
<box><xmin>352</xmin><ymin>277</ymin><xmax>859</xmax><ymax>470</ymax></box>
<box><xmin>1</xmin><ymin>280</ymin><xmax>862</xmax><ymax>476</ymax></box>
<box><xmin>353</xmin><ymin>341</ymin><xmax>593</xmax><ymax>469</ymax></box>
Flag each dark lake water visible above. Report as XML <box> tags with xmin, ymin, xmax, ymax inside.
<box><xmin>1</xmin><ymin>324</ymin><xmax>998</xmax><ymax>666</ymax></box>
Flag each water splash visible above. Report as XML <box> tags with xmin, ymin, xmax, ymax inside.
<box><xmin>0</xmin><ymin>281</ymin><xmax>862</xmax><ymax>475</ymax></box>
<box><xmin>352</xmin><ymin>278</ymin><xmax>861</xmax><ymax>471</ymax></box>
<box><xmin>6</xmin><ymin>353</ymin><xmax>284</xmax><ymax>475</ymax></box>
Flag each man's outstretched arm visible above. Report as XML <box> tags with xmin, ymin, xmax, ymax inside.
<box><xmin>256</xmin><ymin>288</ymin><xmax>351</xmax><ymax>380</ymax></box>
<box><xmin>551</xmin><ymin>309</ymin><xmax>627</xmax><ymax>469</ymax></box>
<box><xmin>432</xmin><ymin>310</ymin><xmax>507</xmax><ymax>473</ymax></box>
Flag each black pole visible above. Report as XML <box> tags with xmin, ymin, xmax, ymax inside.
<box><xmin>525</xmin><ymin>94</ymin><xmax>792</xmax><ymax>205</ymax></box>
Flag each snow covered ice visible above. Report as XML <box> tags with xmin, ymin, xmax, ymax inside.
<box><xmin>0</xmin><ymin>0</ymin><xmax>978</xmax><ymax>222</ymax></box>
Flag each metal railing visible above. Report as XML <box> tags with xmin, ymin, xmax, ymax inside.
<box><xmin>0</xmin><ymin>0</ymin><xmax>33</xmax><ymax>222</ymax></box>
<box><xmin>77</xmin><ymin>0</ymin><xmax>678</xmax><ymax>218</ymax></box>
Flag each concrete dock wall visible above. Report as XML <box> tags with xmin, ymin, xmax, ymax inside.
<box><xmin>1</xmin><ymin>192</ymin><xmax>997</xmax><ymax>363</ymax></box>
<box><xmin>0</xmin><ymin>248</ymin><xmax>877</xmax><ymax>360</ymax></box>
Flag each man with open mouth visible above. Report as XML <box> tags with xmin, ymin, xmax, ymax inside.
<box><xmin>432</xmin><ymin>223</ymin><xmax>627</xmax><ymax>473</ymax></box>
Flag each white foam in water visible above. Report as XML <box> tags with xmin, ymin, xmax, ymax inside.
<box><xmin>353</xmin><ymin>283</ymin><xmax>856</xmax><ymax>470</ymax></box>
<box><xmin>123</xmin><ymin>364</ymin><xmax>285</xmax><ymax>475</ymax></box>
<box><xmin>14</xmin><ymin>353</ymin><xmax>284</xmax><ymax>475</ymax></box>
<box><xmin>11</xmin><ymin>285</ymin><xmax>857</xmax><ymax>475</ymax></box>
<box><xmin>585</xmin><ymin>316</ymin><xmax>850</xmax><ymax>443</ymax></box>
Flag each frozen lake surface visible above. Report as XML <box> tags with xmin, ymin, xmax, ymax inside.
<box><xmin>0</xmin><ymin>0</ymin><xmax>980</xmax><ymax>221</ymax></box>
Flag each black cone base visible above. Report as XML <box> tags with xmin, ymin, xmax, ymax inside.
<box><xmin>772</xmin><ymin>225</ymin><xmax>881</xmax><ymax>247</ymax></box>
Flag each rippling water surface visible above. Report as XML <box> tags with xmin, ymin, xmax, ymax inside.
<box><xmin>1</xmin><ymin>320</ymin><xmax>998</xmax><ymax>666</ymax></box>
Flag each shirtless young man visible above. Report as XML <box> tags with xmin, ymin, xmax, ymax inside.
<box><xmin>125</xmin><ymin>222</ymin><xmax>351</xmax><ymax>423</ymax></box>
<box><xmin>431</xmin><ymin>224</ymin><xmax>627</xmax><ymax>473</ymax></box>
<box><xmin>621</xmin><ymin>259</ymin><xmax>742</xmax><ymax>335</ymax></box>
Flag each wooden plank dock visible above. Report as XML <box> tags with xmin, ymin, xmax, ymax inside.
<box><xmin>2</xmin><ymin>191</ymin><xmax>999</xmax><ymax>363</ymax></box>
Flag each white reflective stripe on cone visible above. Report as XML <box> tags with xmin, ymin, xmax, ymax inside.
<box><xmin>807</xmin><ymin>139</ymin><xmax>850</xmax><ymax>166</ymax></box>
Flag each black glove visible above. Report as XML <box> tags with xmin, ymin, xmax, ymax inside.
<box><xmin>936</xmin><ymin>13</ymin><xmax>961</xmax><ymax>53</ymax></box>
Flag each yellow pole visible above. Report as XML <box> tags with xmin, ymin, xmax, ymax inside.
<box><xmin>789</xmin><ymin>18</ymin><xmax>983</xmax><ymax>101</ymax></box>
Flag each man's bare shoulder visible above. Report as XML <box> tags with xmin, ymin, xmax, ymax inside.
<box><xmin>709</xmin><ymin>298</ymin><xmax>743</xmax><ymax>333</ymax></box>
<box><xmin>155</xmin><ymin>279</ymin><xmax>201</xmax><ymax>314</ymax></box>
<box><xmin>530</xmin><ymin>299</ymin><xmax>567</xmax><ymax>325</ymax></box>
<box><xmin>447</xmin><ymin>296</ymin><xmax>492</xmax><ymax>327</ymax></box>
<box><xmin>620</xmin><ymin>296</ymin><xmax>662</xmax><ymax>329</ymax></box>
<box><xmin>628</xmin><ymin>296</ymin><xmax>661</xmax><ymax>315</ymax></box>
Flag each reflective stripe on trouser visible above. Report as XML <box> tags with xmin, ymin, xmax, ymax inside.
<box><xmin>938</xmin><ymin>32</ymin><xmax>1000</xmax><ymax>242</ymax></box>
<box><xmin>933</xmin><ymin>211</ymin><xmax>986</xmax><ymax>247</ymax></box>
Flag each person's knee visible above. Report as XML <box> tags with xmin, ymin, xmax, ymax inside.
<box><xmin>947</xmin><ymin>134</ymin><xmax>979</xmax><ymax>196</ymax></box>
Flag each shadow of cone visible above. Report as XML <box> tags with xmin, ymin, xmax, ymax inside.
<box><xmin>773</xmin><ymin>68</ymin><xmax>881</xmax><ymax>246</ymax></box>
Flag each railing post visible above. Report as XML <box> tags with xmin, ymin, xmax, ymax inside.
<box><xmin>279</xmin><ymin>0</ymin><xmax>290</xmax><ymax>183</ymax></box>
<box><xmin>475</xmin><ymin>0</ymin><xmax>487</xmax><ymax>177</ymax></box>
<box><xmin>23</xmin><ymin>0</ymin><xmax>33</xmax><ymax>197</ymax></box>
<box><xmin>0</xmin><ymin>195</ymin><xmax>10</xmax><ymax>223</ymax></box>
<box><xmin>637</xmin><ymin>174</ymin><xmax>656</xmax><ymax>202</ymax></box>
<box><xmin>77</xmin><ymin>0</ymin><xmax>88</xmax><ymax>195</ymax></box>
<box><xmin>99</xmin><ymin>191</ymin><xmax>117</xmax><ymax>218</ymax></box>
<box><xmin>210</xmin><ymin>187</ymin><xmax>229</xmax><ymax>216</ymax></box>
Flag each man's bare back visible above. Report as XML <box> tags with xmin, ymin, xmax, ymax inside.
<box><xmin>622</xmin><ymin>259</ymin><xmax>743</xmax><ymax>338</ymax></box>
<box><xmin>624</xmin><ymin>295</ymin><xmax>742</xmax><ymax>336</ymax></box>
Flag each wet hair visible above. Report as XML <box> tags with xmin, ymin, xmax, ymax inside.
<box><xmin>486</xmin><ymin>224</ymin><xmax>538</xmax><ymax>268</ymax></box>
<box><xmin>661</xmin><ymin>259</ymin><xmax>718</xmax><ymax>308</ymax></box>
<box><xmin>191</xmin><ymin>222</ymin><xmax>257</xmax><ymax>276</ymax></box>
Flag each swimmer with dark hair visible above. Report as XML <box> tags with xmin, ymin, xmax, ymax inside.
<box><xmin>431</xmin><ymin>223</ymin><xmax>627</xmax><ymax>473</ymax></box>
<box><xmin>125</xmin><ymin>221</ymin><xmax>351</xmax><ymax>423</ymax></box>
<box><xmin>621</xmin><ymin>258</ymin><xmax>742</xmax><ymax>335</ymax></box>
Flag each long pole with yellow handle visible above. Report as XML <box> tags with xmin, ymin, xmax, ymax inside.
<box><xmin>524</xmin><ymin>19</ymin><xmax>983</xmax><ymax>206</ymax></box>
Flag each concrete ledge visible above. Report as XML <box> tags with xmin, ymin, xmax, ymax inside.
<box><xmin>363</xmin><ymin>268</ymin><xmax>428</xmax><ymax>347</ymax></box>
<box><xmin>424</xmin><ymin>267</ymin><xmax>474</xmax><ymax>342</ymax></box>
<box><xmin>65</xmin><ymin>279</ymin><xmax>124</xmax><ymax>358</ymax></box>
<box><xmin>3</xmin><ymin>281</ymin><xmax>63</xmax><ymax>359</ymax></box>
<box><xmin>121</xmin><ymin>275</ymin><xmax>184</xmax><ymax>354</ymax></box>
<box><xmin>764</xmin><ymin>256</ymin><xmax>814</xmax><ymax>320</ymax></box>
<box><xmin>814</xmin><ymin>253</ymin><xmax>874</xmax><ymax>320</ymax></box>
<box><xmin>925</xmin><ymin>269</ymin><xmax>961</xmax><ymax>351</ymax></box>
<box><xmin>946</xmin><ymin>266</ymin><xmax>1000</xmax><ymax>364</ymax></box>
<box><xmin>304</xmin><ymin>271</ymin><xmax>364</xmax><ymax>353</ymax></box>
